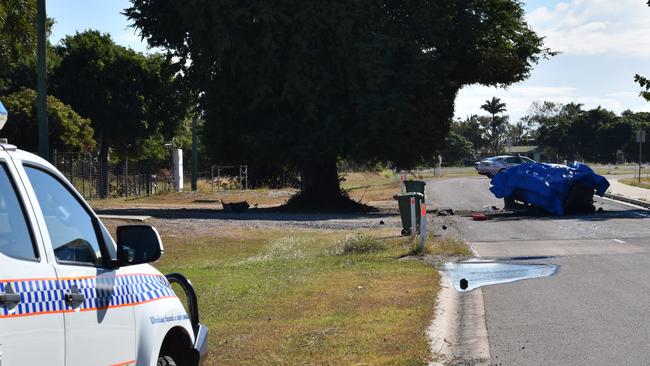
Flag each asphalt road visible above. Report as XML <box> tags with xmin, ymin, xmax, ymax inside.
<box><xmin>427</xmin><ymin>176</ymin><xmax>650</xmax><ymax>366</ymax></box>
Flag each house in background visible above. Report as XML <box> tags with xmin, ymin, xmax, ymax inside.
<box><xmin>505</xmin><ymin>145</ymin><xmax>544</xmax><ymax>161</ymax></box>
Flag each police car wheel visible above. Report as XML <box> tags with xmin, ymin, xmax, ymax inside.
<box><xmin>157</xmin><ymin>355</ymin><xmax>178</xmax><ymax>366</ymax></box>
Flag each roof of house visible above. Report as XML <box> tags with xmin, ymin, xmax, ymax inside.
<box><xmin>505</xmin><ymin>145</ymin><xmax>540</xmax><ymax>153</ymax></box>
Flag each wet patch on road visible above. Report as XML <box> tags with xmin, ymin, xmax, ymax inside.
<box><xmin>441</xmin><ymin>260</ymin><xmax>558</xmax><ymax>292</ymax></box>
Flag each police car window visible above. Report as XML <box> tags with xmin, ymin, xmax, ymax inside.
<box><xmin>0</xmin><ymin>163</ymin><xmax>38</xmax><ymax>260</ymax></box>
<box><xmin>24</xmin><ymin>166</ymin><xmax>103</xmax><ymax>266</ymax></box>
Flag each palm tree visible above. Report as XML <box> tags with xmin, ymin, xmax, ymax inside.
<box><xmin>480</xmin><ymin>97</ymin><xmax>507</xmax><ymax>155</ymax></box>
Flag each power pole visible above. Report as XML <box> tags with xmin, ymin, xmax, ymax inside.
<box><xmin>191</xmin><ymin>116</ymin><xmax>198</xmax><ymax>191</ymax></box>
<box><xmin>37</xmin><ymin>0</ymin><xmax>49</xmax><ymax>160</ymax></box>
<box><xmin>637</xmin><ymin>129</ymin><xmax>646</xmax><ymax>184</ymax></box>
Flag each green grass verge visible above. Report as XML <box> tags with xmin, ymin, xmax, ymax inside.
<box><xmin>155</xmin><ymin>230</ymin><xmax>464</xmax><ymax>365</ymax></box>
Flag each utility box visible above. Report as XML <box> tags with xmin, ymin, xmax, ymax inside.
<box><xmin>172</xmin><ymin>149</ymin><xmax>183</xmax><ymax>192</ymax></box>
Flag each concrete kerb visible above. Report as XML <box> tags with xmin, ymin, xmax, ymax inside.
<box><xmin>603</xmin><ymin>193</ymin><xmax>650</xmax><ymax>209</ymax></box>
<box><xmin>98</xmin><ymin>214</ymin><xmax>151</xmax><ymax>222</ymax></box>
<box><xmin>428</xmin><ymin>274</ymin><xmax>491</xmax><ymax>366</ymax></box>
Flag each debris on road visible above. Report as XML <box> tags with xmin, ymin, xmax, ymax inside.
<box><xmin>472</xmin><ymin>212</ymin><xmax>488</xmax><ymax>221</ymax></box>
<box><xmin>490</xmin><ymin>162</ymin><xmax>610</xmax><ymax>215</ymax></box>
<box><xmin>437</xmin><ymin>208</ymin><xmax>455</xmax><ymax>216</ymax></box>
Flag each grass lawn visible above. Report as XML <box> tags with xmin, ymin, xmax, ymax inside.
<box><xmin>342</xmin><ymin>171</ymin><xmax>401</xmax><ymax>203</ymax></box>
<box><xmin>620</xmin><ymin>178</ymin><xmax>650</xmax><ymax>190</ymax></box>
<box><xmin>91</xmin><ymin>171</ymin><xmax>402</xmax><ymax>209</ymax></box>
<box><xmin>154</xmin><ymin>229</ymin><xmax>469</xmax><ymax>365</ymax></box>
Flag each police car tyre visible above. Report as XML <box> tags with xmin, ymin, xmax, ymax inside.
<box><xmin>157</xmin><ymin>355</ymin><xmax>178</xmax><ymax>366</ymax></box>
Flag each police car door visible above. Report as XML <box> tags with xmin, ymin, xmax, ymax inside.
<box><xmin>0</xmin><ymin>149</ymin><xmax>64</xmax><ymax>365</ymax></box>
<box><xmin>18</xmin><ymin>162</ymin><xmax>136</xmax><ymax>366</ymax></box>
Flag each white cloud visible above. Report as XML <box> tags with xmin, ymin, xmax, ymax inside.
<box><xmin>455</xmin><ymin>85</ymin><xmax>576</xmax><ymax>121</ymax></box>
<box><xmin>527</xmin><ymin>0</ymin><xmax>650</xmax><ymax>57</ymax></box>
<box><xmin>455</xmin><ymin>85</ymin><xmax>650</xmax><ymax>122</ymax></box>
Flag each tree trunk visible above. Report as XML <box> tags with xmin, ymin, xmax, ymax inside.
<box><xmin>98</xmin><ymin>140</ymin><xmax>110</xmax><ymax>198</ymax></box>
<box><xmin>297</xmin><ymin>156</ymin><xmax>344</xmax><ymax>208</ymax></box>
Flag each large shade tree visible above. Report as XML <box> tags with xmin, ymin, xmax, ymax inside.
<box><xmin>52</xmin><ymin>31</ymin><xmax>190</xmax><ymax>197</ymax></box>
<box><xmin>126</xmin><ymin>0</ymin><xmax>550</xmax><ymax>208</ymax></box>
<box><xmin>0</xmin><ymin>0</ymin><xmax>37</xmax><ymax>93</ymax></box>
<box><xmin>0</xmin><ymin>0</ymin><xmax>58</xmax><ymax>94</ymax></box>
<box><xmin>2</xmin><ymin>88</ymin><xmax>95</xmax><ymax>153</ymax></box>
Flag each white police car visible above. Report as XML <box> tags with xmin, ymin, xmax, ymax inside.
<box><xmin>0</xmin><ymin>141</ymin><xmax>207</xmax><ymax>365</ymax></box>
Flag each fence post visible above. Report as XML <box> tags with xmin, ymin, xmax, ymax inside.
<box><xmin>410</xmin><ymin>197</ymin><xmax>416</xmax><ymax>237</ymax></box>
<box><xmin>123</xmin><ymin>158</ymin><xmax>129</xmax><ymax>197</ymax></box>
<box><xmin>419</xmin><ymin>203</ymin><xmax>426</xmax><ymax>252</ymax></box>
<box><xmin>191</xmin><ymin>116</ymin><xmax>198</xmax><ymax>191</ymax></box>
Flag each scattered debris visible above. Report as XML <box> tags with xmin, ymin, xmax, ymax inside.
<box><xmin>472</xmin><ymin>212</ymin><xmax>488</xmax><ymax>221</ymax></box>
<box><xmin>221</xmin><ymin>200</ymin><xmax>250</xmax><ymax>212</ymax></box>
<box><xmin>460</xmin><ymin>278</ymin><xmax>468</xmax><ymax>290</ymax></box>
<box><xmin>437</xmin><ymin>208</ymin><xmax>455</xmax><ymax>216</ymax></box>
<box><xmin>482</xmin><ymin>205</ymin><xmax>500</xmax><ymax>213</ymax></box>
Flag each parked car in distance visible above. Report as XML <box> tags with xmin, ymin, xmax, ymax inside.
<box><xmin>475</xmin><ymin>155</ymin><xmax>536</xmax><ymax>178</ymax></box>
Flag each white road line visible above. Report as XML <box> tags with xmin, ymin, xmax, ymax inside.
<box><xmin>613</xmin><ymin>239</ymin><xmax>626</xmax><ymax>244</ymax></box>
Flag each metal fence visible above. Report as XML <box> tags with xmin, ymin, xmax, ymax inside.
<box><xmin>54</xmin><ymin>152</ymin><xmax>253</xmax><ymax>199</ymax></box>
<box><xmin>210</xmin><ymin>165</ymin><xmax>248</xmax><ymax>191</ymax></box>
<box><xmin>54</xmin><ymin>152</ymin><xmax>173</xmax><ymax>200</ymax></box>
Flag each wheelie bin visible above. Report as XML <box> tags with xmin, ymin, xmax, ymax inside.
<box><xmin>394</xmin><ymin>192</ymin><xmax>425</xmax><ymax>236</ymax></box>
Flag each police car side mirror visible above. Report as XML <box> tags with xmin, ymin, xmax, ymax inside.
<box><xmin>116</xmin><ymin>225</ymin><xmax>163</xmax><ymax>266</ymax></box>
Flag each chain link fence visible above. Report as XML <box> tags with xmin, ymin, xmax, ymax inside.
<box><xmin>54</xmin><ymin>152</ymin><xmax>173</xmax><ymax>200</ymax></box>
<box><xmin>54</xmin><ymin>152</ymin><xmax>253</xmax><ymax>199</ymax></box>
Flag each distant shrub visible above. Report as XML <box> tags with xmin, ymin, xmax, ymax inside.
<box><xmin>380</xmin><ymin>168</ymin><xmax>395</xmax><ymax>179</ymax></box>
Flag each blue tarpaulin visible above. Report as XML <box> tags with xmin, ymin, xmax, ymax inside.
<box><xmin>490</xmin><ymin>162</ymin><xmax>610</xmax><ymax>215</ymax></box>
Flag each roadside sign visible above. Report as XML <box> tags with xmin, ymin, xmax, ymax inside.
<box><xmin>0</xmin><ymin>101</ymin><xmax>7</xmax><ymax>130</ymax></box>
<box><xmin>419</xmin><ymin>203</ymin><xmax>427</xmax><ymax>251</ymax></box>
<box><xmin>637</xmin><ymin>129</ymin><xmax>646</xmax><ymax>143</ymax></box>
<box><xmin>637</xmin><ymin>129</ymin><xmax>646</xmax><ymax>184</ymax></box>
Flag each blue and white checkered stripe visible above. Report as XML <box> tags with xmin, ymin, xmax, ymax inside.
<box><xmin>0</xmin><ymin>274</ymin><xmax>175</xmax><ymax>317</ymax></box>
<box><xmin>0</xmin><ymin>279</ymin><xmax>65</xmax><ymax>316</ymax></box>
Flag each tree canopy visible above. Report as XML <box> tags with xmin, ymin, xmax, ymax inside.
<box><xmin>126</xmin><ymin>0</ymin><xmax>550</xmax><ymax>207</ymax></box>
<box><xmin>53</xmin><ymin>31</ymin><xmax>188</xmax><ymax>157</ymax></box>
<box><xmin>51</xmin><ymin>30</ymin><xmax>191</xmax><ymax>196</ymax></box>
<box><xmin>2</xmin><ymin>88</ymin><xmax>95</xmax><ymax>153</ymax></box>
<box><xmin>520</xmin><ymin>102</ymin><xmax>645</xmax><ymax>163</ymax></box>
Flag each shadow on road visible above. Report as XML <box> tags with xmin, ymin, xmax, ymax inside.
<box><xmin>95</xmin><ymin>207</ymin><xmax>398</xmax><ymax>221</ymax></box>
<box><xmin>483</xmin><ymin>208</ymin><xmax>649</xmax><ymax>222</ymax></box>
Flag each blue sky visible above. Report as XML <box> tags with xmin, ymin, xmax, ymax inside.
<box><xmin>47</xmin><ymin>0</ymin><xmax>650</xmax><ymax>122</ymax></box>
